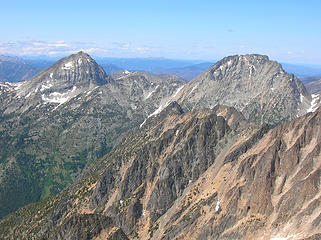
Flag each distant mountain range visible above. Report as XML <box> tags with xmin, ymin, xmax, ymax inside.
<box><xmin>155</xmin><ymin>62</ymin><xmax>214</xmax><ymax>81</ymax></box>
<box><xmin>95</xmin><ymin>57</ymin><xmax>205</xmax><ymax>73</ymax></box>
<box><xmin>0</xmin><ymin>55</ymin><xmax>53</xmax><ymax>82</ymax></box>
<box><xmin>303</xmin><ymin>77</ymin><xmax>321</xmax><ymax>95</ymax></box>
<box><xmin>1</xmin><ymin>55</ymin><xmax>321</xmax><ymax>83</ymax></box>
<box><xmin>280</xmin><ymin>63</ymin><xmax>321</xmax><ymax>78</ymax></box>
<box><xmin>0</xmin><ymin>52</ymin><xmax>320</xmax><ymax>239</ymax></box>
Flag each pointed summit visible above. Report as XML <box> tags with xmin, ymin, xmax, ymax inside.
<box><xmin>28</xmin><ymin>51</ymin><xmax>112</xmax><ymax>91</ymax></box>
<box><xmin>6</xmin><ymin>52</ymin><xmax>114</xmax><ymax>111</ymax></box>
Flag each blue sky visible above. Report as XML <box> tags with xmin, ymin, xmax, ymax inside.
<box><xmin>0</xmin><ymin>0</ymin><xmax>320</xmax><ymax>64</ymax></box>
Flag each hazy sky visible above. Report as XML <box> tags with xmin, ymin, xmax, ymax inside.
<box><xmin>0</xmin><ymin>0</ymin><xmax>320</xmax><ymax>64</ymax></box>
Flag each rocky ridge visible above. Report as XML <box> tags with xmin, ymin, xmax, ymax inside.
<box><xmin>169</xmin><ymin>54</ymin><xmax>316</xmax><ymax>125</ymax></box>
<box><xmin>1</xmin><ymin>104</ymin><xmax>320</xmax><ymax>239</ymax></box>
<box><xmin>1</xmin><ymin>52</ymin><xmax>321</xmax><ymax>239</ymax></box>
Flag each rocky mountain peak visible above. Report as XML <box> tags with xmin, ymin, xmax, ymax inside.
<box><xmin>11</xmin><ymin>51</ymin><xmax>112</xmax><ymax>98</ymax></box>
<box><xmin>60</xmin><ymin>51</ymin><xmax>102</xmax><ymax>70</ymax></box>
<box><xmin>206</xmin><ymin>54</ymin><xmax>282</xmax><ymax>81</ymax></box>
<box><xmin>34</xmin><ymin>51</ymin><xmax>113</xmax><ymax>88</ymax></box>
<box><xmin>214</xmin><ymin>54</ymin><xmax>270</xmax><ymax>69</ymax></box>
<box><xmin>176</xmin><ymin>54</ymin><xmax>312</xmax><ymax>125</ymax></box>
<box><xmin>9</xmin><ymin>52</ymin><xmax>113</xmax><ymax>107</ymax></box>
<box><xmin>0</xmin><ymin>52</ymin><xmax>116</xmax><ymax>114</ymax></box>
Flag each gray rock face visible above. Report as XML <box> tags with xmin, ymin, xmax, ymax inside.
<box><xmin>176</xmin><ymin>54</ymin><xmax>312</xmax><ymax>125</ymax></box>
<box><xmin>0</xmin><ymin>52</ymin><xmax>185</xmax><ymax>219</ymax></box>
<box><xmin>89</xmin><ymin>105</ymin><xmax>320</xmax><ymax>240</ymax></box>
<box><xmin>30</xmin><ymin>51</ymin><xmax>112</xmax><ymax>88</ymax></box>
<box><xmin>88</xmin><ymin>104</ymin><xmax>267</xmax><ymax>237</ymax></box>
<box><xmin>1</xmin><ymin>105</ymin><xmax>321</xmax><ymax>240</ymax></box>
<box><xmin>40</xmin><ymin>214</ymin><xmax>129</xmax><ymax>240</ymax></box>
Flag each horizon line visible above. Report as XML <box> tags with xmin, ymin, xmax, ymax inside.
<box><xmin>2</xmin><ymin>52</ymin><xmax>321</xmax><ymax>67</ymax></box>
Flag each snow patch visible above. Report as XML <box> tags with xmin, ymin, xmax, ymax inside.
<box><xmin>215</xmin><ymin>201</ymin><xmax>221</xmax><ymax>212</ymax></box>
<box><xmin>5</xmin><ymin>82</ymin><xmax>14</xmax><ymax>86</ymax></box>
<box><xmin>13</xmin><ymin>82</ymin><xmax>23</xmax><ymax>90</ymax></box>
<box><xmin>140</xmin><ymin>102</ymin><xmax>168</xmax><ymax>128</ymax></box>
<box><xmin>139</xmin><ymin>85</ymin><xmax>184</xmax><ymax>128</ymax></box>
<box><xmin>50</xmin><ymin>73</ymin><xmax>53</xmax><ymax>78</ymax></box>
<box><xmin>145</xmin><ymin>85</ymin><xmax>159</xmax><ymax>99</ymax></box>
<box><xmin>86</xmin><ymin>86</ymin><xmax>99</xmax><ymax>96</ymax></box>
<box><xmin>139</xmin><ymin>119</ymin><xmax>147</xmax><ymax>128</ymax></box>
<box><xmin>40</xmin><ymin>83</ymin><xmax>53</xmax><ymax>91</ymax></box>
<box><xmin>227</xmin><ymin>60</ymin><xmax>233</xmax><ymax>66</ymax></box>
<box><xmin>249</xmin><ymin>65</ymin><xmax>254</xmax><ymax>79</ymax></box>
<box><xmin>25</xmin><ymin>92</ymin><xmax>32</xmax><ymax>98</ymax></box>
<box><xmin>11</xmin><ymin>82</ymin><xmax>25</xmax><ymax>98</ymax></box>
<box><xmin>0</xmin><ymin>82</ymin><xmax>12</xmax><ymax>88</ymax></box>
<box><xmin>148</xmin><ymin>104</ymin><xmax>164</xmax><ymax>118</ymax></box>
<box><xmin>300</xmin><ymin>94</ymin><xmax>304</xmax><ymax>103</ymax></box>
<box><xmin>172</xmin><ymin>85</ymin><xmax>184</xmax><ymax>98</ymax></box>
<box><xmin>41</xmin><ymin>86</ymin><xmax>77</xmax><ymax>106</ymax></box>
<box><xmin>307</xmin><ymin>94</ymin><xmax>320</xmax><ymax>113</ymax></box>
<box><xmin>188</xmin><ymin>85</ymin><xmax>198</xmax><ymax>96</ymax></box>
<box><xmin>62</xmin><ymin>61</ymin><xmax>73</xmax><ymax>70</ymax></box>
